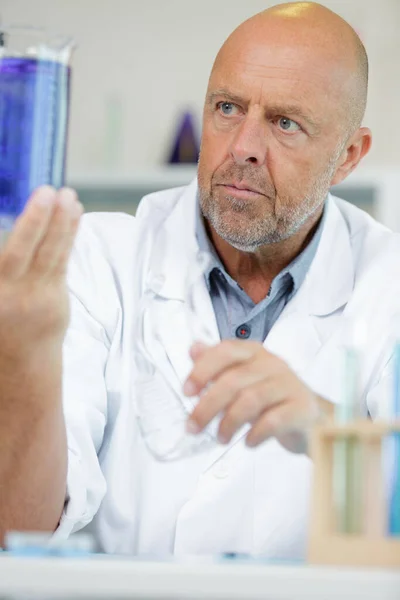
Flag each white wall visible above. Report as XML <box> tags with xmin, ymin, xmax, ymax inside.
<box><xmin>2</xmin><ymin>0</ymin><xmax>400</xmax><ymax>176</ymax></box>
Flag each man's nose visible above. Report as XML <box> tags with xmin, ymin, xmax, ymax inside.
<box><xmin>229</xmin><ymin>116</ymin><xmax>269</xmax><ymax>166</ymax></box>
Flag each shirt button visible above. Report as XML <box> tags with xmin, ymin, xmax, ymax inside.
<box><xmin>235</xmin><ymin>324</ymin><xmax>251</xmax><ymax>339</ymax></box>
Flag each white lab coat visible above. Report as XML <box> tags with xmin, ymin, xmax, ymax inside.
<box><xmin>56</xmin><ymin>178</ymin><xmax>400</xmax><ymax>558</ymax></box>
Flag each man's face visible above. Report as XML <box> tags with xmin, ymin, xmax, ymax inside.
<box><xmin>198</xmin><ymin>39</ymin><xmax>348</xmax><ymax>251</ymax></box>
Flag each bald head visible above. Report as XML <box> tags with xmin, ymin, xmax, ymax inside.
<box><xmin>198</xmin><ymin>1</ymin><xmax>372</xmax><ymax>252</ymax></box>
<box><xmin>213</xmin><ymin>1</ymin><xmax>368</xmax><ymax>133</ymax></box>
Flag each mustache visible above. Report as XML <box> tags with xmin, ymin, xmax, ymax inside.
<box><xmin>212</xmin><ymin>165</ymin><xmax>276</xmax><ymax>198</ymax></box>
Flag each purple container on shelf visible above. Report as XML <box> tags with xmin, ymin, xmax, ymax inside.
<box><xmin>0</xmin><ymin>27</ymin><xmax>74</xmax><ymax>236</ymax></box>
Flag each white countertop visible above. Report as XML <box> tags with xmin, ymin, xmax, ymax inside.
<box><xmin>0</xmin><ymin>555</ymin><xmax>399</xmax><ymax>600</ymax></box>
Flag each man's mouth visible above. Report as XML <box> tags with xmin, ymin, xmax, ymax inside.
<box><xmin>217</xmin><ymin>182</ymin><xmax>265</xmax><ymax>199</ymax></box>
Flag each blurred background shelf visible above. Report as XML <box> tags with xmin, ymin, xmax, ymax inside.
<box><xmin>68</xmin><ymin>166</ymin><xmax>400</xmax><ymax>231</ymax></box>
<box><xmin>68</xmin><ymin>165</ymin><xmax>196</xmax><ymax>215</ymax></box>
<box><xmin>69</xmin><ymin>165</ymin><xmax>198</xmax><ymax>190</ymax></box>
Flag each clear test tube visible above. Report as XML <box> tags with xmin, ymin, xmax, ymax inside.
<box><xmin>334</xmin><ymin>318</ymin><xmax>366</xmax><ymax>535</ymax></box>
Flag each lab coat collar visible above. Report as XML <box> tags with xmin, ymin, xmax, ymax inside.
<box><xmin>304</xmin><ymin>193</ymin><xmax>355</xmax><ymax>316</ymax></box>
<box><xmin>146</xmin><ymin>178</ymin><xmax>200</xmax><ymax>301</ymax></box>
<box><xmin>148</xmin><ymin>178</ymin><xmax>355</xmax><ymax>318</ymax></box>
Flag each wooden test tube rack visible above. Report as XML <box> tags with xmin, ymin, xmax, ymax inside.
<box><xmin>308</xmin><ymin>420</ymin><xmax>400</xmax><ymax>568</ymax></box>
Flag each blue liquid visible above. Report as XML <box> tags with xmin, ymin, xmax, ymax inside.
<box><xmin>0</xmin><ymin>57</ymin><xmax>71</xmax><ymax>228</ymax></box>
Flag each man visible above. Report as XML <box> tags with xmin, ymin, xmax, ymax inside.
<box><xmin>0</xmin><ymin>2</ymin><xmax>398</xmax><ymax>558</ymax></box>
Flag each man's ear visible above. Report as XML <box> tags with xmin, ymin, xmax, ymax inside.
<box><xmin>330</xmin><ymin>127</ymin><xmax>372</xmax><ymax>186</ymax></box>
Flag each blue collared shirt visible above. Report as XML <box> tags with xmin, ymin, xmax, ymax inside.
<box><xmin>196</xmin><ymin>203</ymin><xmax>326</xmax><ymax>343</ymax></box>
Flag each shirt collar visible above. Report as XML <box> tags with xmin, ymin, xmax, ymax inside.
<box><xmin>195</xmin><ymin>200</ymin><xmax>227</xmax><ymax>290</ymax></box>
<box><xmin>275</xmin><ymin>205</ymin><xmax>327</xmax><ymax>296</ymax></box>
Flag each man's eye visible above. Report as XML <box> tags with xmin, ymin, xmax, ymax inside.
<box><xmin>217</xmin><ymin>102</ymin><xmax>239</xmax><ymax>116</ymax></box>
<box><xmin>277</xmin><ymin>117</ymin><xmax>301</xmax><ymax>132</ymax></box>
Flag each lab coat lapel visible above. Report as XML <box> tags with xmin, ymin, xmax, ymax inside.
<box><xmin>264</xmin><ymin>195</ymin><xmax>355</xmax><ymax>377</ymax></box>
<box><xmin>146</xmin><ymin>180</ymin><xmax>220</xmax><ymax>400</ymax></box>
<box><xmin>154</xmin><ymin>286</ymin><xmax>219</xmax><ymax>402</ymax></box>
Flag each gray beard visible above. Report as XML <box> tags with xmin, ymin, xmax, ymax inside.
<box><xmin>199</xmin><ymin>155</ymin><xmax>340</xmax><ymax>253</ymax></box>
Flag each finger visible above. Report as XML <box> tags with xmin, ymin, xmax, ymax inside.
<box><xmin>51</xmin><ymin>203</ymin><xmax>83</xmax><ymax>276</ymax></box>
<box><xmin>32</xmin><ymin>188</ymin><xmax>82</xmax><ymax>276</ymax></box>
<box><xmin>245</xmin><ymin>399</ymin><xmax>306</xmax><ymax>448</ymax></box>
<box><xmin>217</xmin><ymin>377</ymin><xmax>287</xmax><ymax>443</ymax></box>
<box><xmin>189</xmin><ymin>341</ymin><xmax>209</xmax><ymax>360</ymax></box>
<box><xmin>0</xmin><ymin>186</ymin><xmax>57</xmax><ymax>279</ymax></box>
<box><xmin>183</xmin><ymin>339</ymin><xmax>260</xmax><ymax>396</ymax></box>
<box><xmin>188</xmin><ymin>357</ymin><xmax>271</xmax><ymax>433</ymax></box>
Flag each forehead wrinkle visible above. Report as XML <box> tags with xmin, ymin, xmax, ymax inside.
<box><xmin>212</xmin><ymin>64</ymin><xmax>344</xmax><ymax>131</ymax></box>
<box><xmin>232</xmin><ymin>50</ymin><xmax>344</xmax><ymax>86</ymax></box>
<box><xmin>213</xmin><ymin>67</ymin><xmax>330</xmax><ymax>108</ymax></box>
<box><xmin>213</xmin><ymin>36</ymin><xmax>355</xmax><ymax>99</ymax></box>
